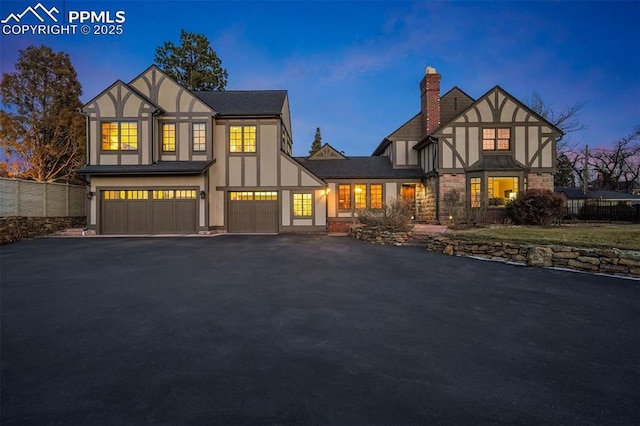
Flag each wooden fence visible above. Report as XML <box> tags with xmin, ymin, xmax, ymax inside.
<box><xmin>0</xmin><ymin>177</ymin><xmax>86</xmax><ymax>217</ymax></box>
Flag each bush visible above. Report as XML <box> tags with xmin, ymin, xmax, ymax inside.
<box><xmin>505</xmin><ymin>189</ymin><xmax>565</xmax><ymax>225</ymax></box>
<box><xmin>358</xmin><ymin>197</ymin><xmax>414</xmax><ymax>232</ymax></box>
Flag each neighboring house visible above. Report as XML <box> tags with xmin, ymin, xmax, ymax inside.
<box><xmin>556</xmin><ymin>187</ymin><xmax>640</xmax><ymax>209</ymax></box>
<box><xmin>372</xmin><ymin>67</ymin><xmax>563</xmax><ymax>223</ymax></box>
<box><xmin>79</xmin><ymin>65</ymin><xmax>564</xmax><ymax>234</ymax></box>
<box><xmin>79</xmin><ymin>65</ymin><xmax>326</xmax><ymax>234</ymax></box>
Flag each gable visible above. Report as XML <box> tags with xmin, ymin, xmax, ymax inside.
<box><xmin>440</xmin><ymin>87</ymin><xmax>475</xmax><ymax>126</ymax></box>
<box><xmin>308</xmin><ymin>144</ymin><xmax>347</xmax><ymax>160</ymax></box>
<box><xmin>128</xmin><ymin>65</ymin><xmax>214</xmax><ymax>115</ymax></box>
<box><xmin>82</xmin><ymin>80</ymin><xmax>158</xmax><ymax>117</ymax></box>
<box><xmin>445</xmin><ymin>86</ymin><xmax>562</xmax><ymax>134</ymax></box>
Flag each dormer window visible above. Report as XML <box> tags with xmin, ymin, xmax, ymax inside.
<box><xmin>482</xmin><ymin>128</ymin><xmax>510</xmax><ymax>151</ymax></box>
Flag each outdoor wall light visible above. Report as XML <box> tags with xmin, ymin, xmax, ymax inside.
<box><xmin>200</xmin><ymin>191</ymin><xmax>206</xmax><ymax>199</ymax></box>
<box><xmin>87</xmin><ymin>191</ymin><xmax>95</xmax><ymax>199</ymax></box>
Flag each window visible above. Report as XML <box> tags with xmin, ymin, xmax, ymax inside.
<box><xmin>354</xmin><ymin>184</ymin><xmax>367</xmax><ymax>209</ymax></box>
<box><xmin>229</xmin><ymin>191</ymin><xmax>277</xmax><ymax>201</ymax></box>
<box><xmin>338</xmin><ymin>184</ymin><xmax>351</xmax><ymax>209</ymax></box>
<box><xmin>193</xmin><ymin>123</ymin><xmax>206</xmax><ymax>152</ymax></box>
<box><xmin>152</xmin><ymin>190</ymin><xmax>197</xmax><ymax>200</ymax></box>
<box><xmin>470</xmin><ymin>178</ymin><xmax>481</xmax><ymax>208</ymax></box>
<box><xmin>370</xmin><ymin>184</ymin><xmax>383</xmax><ymax>209</ymax></box>
<box><xmin>483</xmin><ymin>128</ymin><xmax>510</xmax><ymax>151</ymax></box>
<box><xmin>101</xmin><ymin>122</ymin><xmax>138</xmax><ymax>151</ymax></box>
<box><xmin>293</xmin><ymin>193</ymin><xmax>312</xmax><ymax>217</ymax></box>
<box><xmin>162</xmin><ymin>123</ymin><xmax>176</xmax><ymax>152</ymax></box>
<box><xmin>488</xmin><ymin>176</ymin><xmax>519</xmax><ymax>207</ymax></box>
<box><xmin>230</xmin><ymin>125</ymin><xmax>257</xmax><ymax>153</ymax></box>
<box><xmin>103</xmin><ymin>190</ymin><xmax>148</xmax><ymax>200</ymax></box>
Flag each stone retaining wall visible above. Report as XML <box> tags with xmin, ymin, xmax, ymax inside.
<box><xmin>349</xmin><ymin>225</ymin><xmax>413</xmax><ymax>246</ymax></box>
<box><xmin>0</xmin><ymin>217</ymin><xmax>86</xmax><ymax>244</ymax></box>
<box><xmin>426</xmin><ymin>235</ymin><xmax>640</xmax><ymax>278</ymax></box>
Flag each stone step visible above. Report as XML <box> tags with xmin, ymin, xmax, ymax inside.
<box><xmin>55</xmin><ymin>228</ymin><xmax>95</xmax><ymax>237</ymax></box>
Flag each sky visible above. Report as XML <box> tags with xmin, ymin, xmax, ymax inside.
<box><xmin>1</xmin><ymin>0</ymin><xmax>639</xmax><ymax>157</ymax></box>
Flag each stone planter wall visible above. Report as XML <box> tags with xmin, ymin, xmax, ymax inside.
<box><xmin>425</xmin><ymin>235</ymin><xmax>640</xmax><ymax>278</ymax></box>
<box><xmin>0</xmin><ymin>216</ymin><xmax>86</xmax><ymax>244</ymax></box>
<box><xmin>349</xmin><ymin>225</ymin><xmax>413</xmax><ymax>246</ymax></box>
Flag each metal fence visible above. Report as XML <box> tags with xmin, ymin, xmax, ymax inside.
<box><xmin>0</xmin><ymin>177</ymin><xmax>86</xmax><ymax>217</ymax></box>
<box><xmin>564</xmin><ymin>199</ymin><xmax>640</xmax><ymax>223</ymax></box>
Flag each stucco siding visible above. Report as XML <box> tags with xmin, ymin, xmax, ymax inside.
<box><xmin>315</xmin><ymin>189</ymin><xmax>326</xmax><ymax>226</ymax></box>
<box><xmin>280</xmin><ymin>156</ymin><xmax>299</xmax><ymax>186</ymax></box>
<box><xmin>515</xmin><ymin>126</ymin><xmax>526</xmax><ymax>165</ymax></box>
<box><xmin>442</xmin><ymin>142</ymin><xmax>453</xmax><ymax>168</ymax></box>
<box><xmin>215</xmin><ymin>124</ymin><xmax>226</xmax><ymax>186</ymax></box>
<box><xmin>244</xmin><ymin>156</ymin><xmax>258</xmax><ymax>187</ymax></box>
<box><xmin>228</xmin><ymin>157</ymin><xmax>242</xmax><ymax>187</ymax></box>
<box><xmin>385</xmin><ymin>182</ymin><xmax>398</xmax><ymax>203</ymax></box>
<box><xmin>281</xmin><ymin>190</ymin><xmax>290</xmax><ymax>225</ymax></box>
<box><xmin>260</xmin><ymin>128</ymin><xmax>278</xmax><ymax>186</ymax></box>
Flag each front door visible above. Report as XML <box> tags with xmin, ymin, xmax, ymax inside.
<box><xmin>401</xmin><ymin>184</ymin><xmax>416</xmax><ymax>220</ymax></box>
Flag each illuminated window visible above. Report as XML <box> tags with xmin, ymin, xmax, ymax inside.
<box><xmin>254</xmin><ymin>191</ymin><xmax>277</xmax><ymax>201</ymax></box>
<box><xmin>162</xmin><ymin>123</ymin><xmax>176</xmax><ymax>152</ymax></box>
<box><xmin>354</xmin><ymin>184</ymin><xmax>367</xmax><ymax>209</ymax></box>
<box><xmin>102</xmin><ymin>190</ymin><xmax>147</xmax><ymax>200</ymax></box>
<box><xmin>153</xmin><ymin>190</ymin><xmax>174</xmax><ymax>200</ymax></box>
<box><xmin>483</xmin><ymin>128</ymin><xmax>510</xmax><ymax>151</ymax></box>
<box><xmin>101</xmin><ymin>122</ymin><xmax>138</xmax><ymax>151</ymax></box>
<box><xmin>293</xmin><ymin>193</ymin><xmax>312</xmax><ymax>217</ymax></box>
<box><xmin>193</xmin><ymin>123</ymin><xmax>206</xmax><ymax>151</ymax></box>
<box><xmin>370</xmin><ymin>184</ymin><xmax>383</xmax><ymax>209</ymax></box>
<box><xmin>488</xmin><ymin>176</ymin><xmax>518</xmax><ymax>207</ymax></box>
<box><xmin>338</xmin><ymin>184</ymin><xmax>351</xmax><ymax>209</ymax></box>
<box><xmin>176</xmin><ymin>190</ymin><xmax>196</xmax><ymax>199</ymax></box>
<box><xmin>229</xmin><ymin>125</ymin><xmax>257</xmax><ymax>153</ymax></box>
<box><xmin>470</xmin><ymin>178</ymin><xmax>482</xmax><ymax>208</ymax></box>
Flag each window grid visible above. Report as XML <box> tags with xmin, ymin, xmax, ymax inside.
<box><xmin>193</xmin><ymin>123</ymin><xmax>206</xmax><ymax>152</ymax></box>
<box><xmin>101</xmin><ymin>122</ymin><xmax>137</xmax><ymax>151</ymax></box>
<box><xmin>470</xmin><ymin>178</ymin><xmax>481</xmax><ymax>208</ymax></box>
<box><xmin>370</xmin><ymin>184</ymin><xmax>383</xmax><ymax>209</ymax></box>
<box><xmin>293</xmin><ymin>193</ymin><xmax>312</xmax><ymax>217</ymax></box>
<box><xmin>229</xmin><ymin>125</ymin><xmax>257</xmax><ymax>153</ymax></box>
<box><xmin>354</xmin><ymin>184</ymin><xmax>367</xmax><ymax>209</ymax></box>
<box><xmin>483</xmin><ymin>128</ymin><xmax>510</xmax><ymax>151</ymax></box>
<box><xmin>162</xmin><ymin>123</ymin><xmax>176</xmax><ymax>152</ymax></box>
<box><xmin>338</xmin><ymin>184</ymin><xmax>351</xmax><ymax>209</ymax></box>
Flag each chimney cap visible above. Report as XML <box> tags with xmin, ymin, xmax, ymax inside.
<box><xmin>426</xmin><ymin>66</ymin><xmax>437</xmax><ymax>74</ymax></box>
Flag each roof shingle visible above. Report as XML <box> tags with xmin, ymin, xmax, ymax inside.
<box><xmin>194</xmin><ymin>90</ymin><xmax>287</xmax><ymax>116</ymax></box>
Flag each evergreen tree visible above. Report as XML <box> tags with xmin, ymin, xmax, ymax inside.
<box><xmin>554</xmin><ymin>153</ymin><xmax>576</xmax><ymax>187</ymax></box>
<box><xmin>155</xmin><ymin>30</ymin><xmax>228</xmax><ymax>91</ymax></box>
<box><xmin>0</xmin><ymin>45</ymin><xmax>85</xmax><ymax>182</ymax></box>
<box><xmin>309</xmin><ymin>127</ymin><xmax>322</xmax><ymax>156</ymax></box>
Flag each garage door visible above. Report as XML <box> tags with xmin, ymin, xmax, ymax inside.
<box><xmin>228</xmin><ymin>191</ymin><xmax>278</xmax><ymax>233</ymax></box>
<box><xmin>101</xmin><ymin>189</ymin><xmax>197</xmax><ymax>234</ymax></box>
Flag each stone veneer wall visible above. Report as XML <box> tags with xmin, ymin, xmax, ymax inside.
<box><xmin>0</xmin><ymin>217</ymin><xmax>86</xmax><ymax>244</ymax></box>
<box><xmin>438</xmin><ymin>173</ymin><xmax>466</xmax><ymax>224</ymax></box>
<box><xmin>426</xmin><ymin>235</ymin><xmax>640</xmax><ymax>278</ymax></box>
<box><xmin>416</xmin><ymin>180</ymin><xmax>436</xmax><ymax>223</ymax></box>
<box><xmin>527</xmin><ymin>173</ymin><xmax>554</xmax><ymax>191</ymax></box>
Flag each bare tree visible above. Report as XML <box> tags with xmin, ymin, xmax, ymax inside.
<box><xmin>588</xmin><ymin>127</ymin><xmax>640</xmax><ymax>191</ymax></box>
<box><xmin>526</xmin><ymin>91</ymin><xmax>584</xmax><ymax>154</ymax></box>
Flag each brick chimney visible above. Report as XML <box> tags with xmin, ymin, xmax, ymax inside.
<box><xmin>420</xmin><ymin>66</ymin><xmax>441</xmax><ymax>137</ymax></box>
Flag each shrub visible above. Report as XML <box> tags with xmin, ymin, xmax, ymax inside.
<box><xmin>505</xmin><ymin>189</ymin><xmax>565</xmax><ymax>225</ymax></box>
<box><xmin>358</xmin><ymin>197</ymin><xmax>414</xmax><ymax>232</ymax></box>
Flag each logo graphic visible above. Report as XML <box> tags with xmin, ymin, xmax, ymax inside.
<box><xmin>1</xmin><ymin>2</ymin><xmax>59</xmax><ymax>24</ymax></box>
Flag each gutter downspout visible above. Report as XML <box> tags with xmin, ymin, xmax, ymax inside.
<box><xmin>151</xmin><ymin>108</ymin><xmax>162</xmax><ymax>164</ymax></box>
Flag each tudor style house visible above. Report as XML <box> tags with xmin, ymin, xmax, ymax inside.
<box><xmin>372</xmin><ymin>67</ymin><xmax>562</xmax><ymax>223</ymax></box>
<box><xmin>80</xmin><ymin>65</ymin><xmax>561</xmax><ymax>234</ymax></box>
<box><xmin>80</xmin><ymin>65</ymin><xmax>326</xmax><ymax>234</ymax></box>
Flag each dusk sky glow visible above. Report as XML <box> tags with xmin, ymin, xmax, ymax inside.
<box><xmin>1</xmin><ymin>0</ymin><xmax>639</xmax><ymax>157</ymax></box>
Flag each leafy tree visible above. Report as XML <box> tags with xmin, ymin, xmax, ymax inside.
<box><xmin>0</xmin><ymin>45</ymin><xmax>85</xmax><ymax>182</ymax></box>
<box><xmin>309</xmin><ymin>127</ymin><xmax>322</xmax><ymax>156</ymax></box>
<box><xmin>155</xmin><ymin>29</ymin><xmax>228</xmax><ymax>91</ymax></box>
<box><xmin>555</xmin><ymin>153</ymin><xmax>576</xmax><ymax>187</ymax></box>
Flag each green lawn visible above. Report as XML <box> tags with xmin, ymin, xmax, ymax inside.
<box><xmin>447</xmin><ymin>224</ymin><xmax>640</xmax><ymax>251</ymax></box>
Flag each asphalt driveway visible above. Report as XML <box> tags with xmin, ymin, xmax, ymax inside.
<box><xmin>1</xmin><ymin>235</ymin><xmax>638</xmax><ymax>425</ymax></box>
